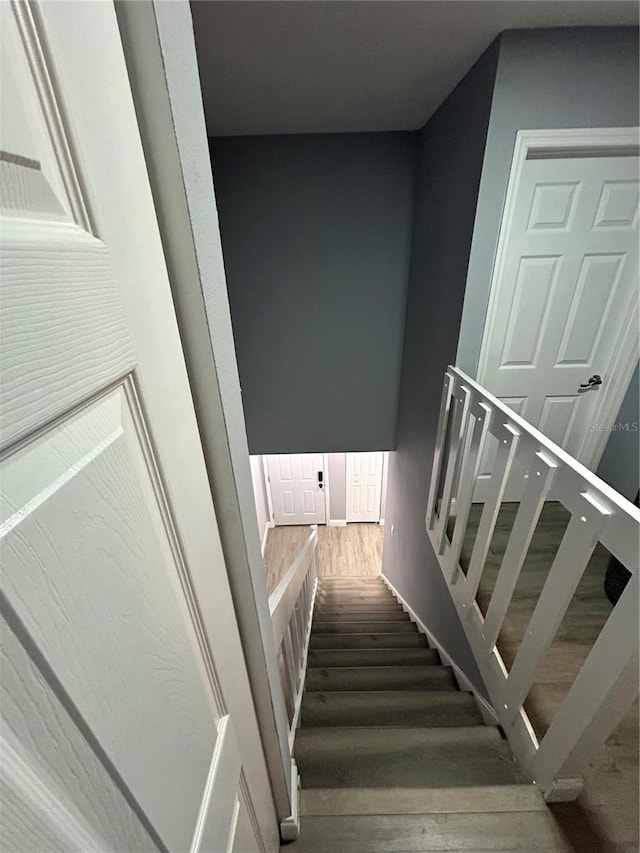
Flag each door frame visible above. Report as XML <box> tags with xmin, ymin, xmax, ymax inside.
<box><xmin>115</xmin><ymin>0</ymin><xmax>294</xmax><ymax>838</ymax></box>
<box><xmin>477</xmin><ymin>127</ymin><xmax>640</xmax><ymax>472</ymax></box>
<box><xmin>263</xmin><ymin>453</ymin><xmax>330</xmax><ymax>526</ymax></box>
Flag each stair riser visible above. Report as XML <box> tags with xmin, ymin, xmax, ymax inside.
<box><xmin>313</xmin><ymin>603</ymin><xmax>403</xmax><ymax>611</ymax></box>
<box><xmin>316</xmin><ymin>588</ymin><xmax>397</xmax><ymax>601</ymax></box>
<box><xmin>305</xmin><ymin>666</ymin><xmax>456</xmax><ymax>692</ymax></box>
<box><xmin>309</xmin><ymin>634</ymin><xmax>428</xmax><ymax>650</ymax></box>
<box><xmin>316</xmin><ymin>600</ymin><xmax>392</xmax><ymax>604</ymax></box>
<box><xmin>317</xmin><ymin>579</ymin><xmax>385</xmax><ymax>585</ymax></box>
<box><xmin>317</xmin><ymin>587</ymin><xmax>387</xmax><ymax>592</ymax></box>
<box><xmin>307</xmin><ymin>648</ymin><xmax>439</xmax><ymax>668</ymax></box>
<box><xmin>312</xmin><ymin>611</ymin><xmax>409</xmax><ymax>622</ymax></box>
<box><xmin>312</xmin><ymin>622</ymin><xmax>417</xmax><ymax>634</ymax></box>
<box><xmin>316</xmin><ymin>585</ymin><xmax>393</xmax><ymax>593</ymax></box>
<box><xmin>301</xmin><ymin>692</ymin><xmax>484</xmax><ymax>727</ymax></box>
<box><xmin>313</xmin><ymin>610</ymin><xmax>405</xmax><ymax>619</ymax></box>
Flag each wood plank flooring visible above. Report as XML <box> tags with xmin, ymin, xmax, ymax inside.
<box><xmin>457</xmin><ymin>501</ymin><xmax>639</xmax><ymax>851</ymax></box>
<box><xmin>264</xmin><ymin>523</ymin><xmax>383</xmax><ymax>595</ymax></box>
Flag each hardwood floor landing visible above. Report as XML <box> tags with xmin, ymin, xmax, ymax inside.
<box><xmin>264</xmin><ymin>523</ymin><xmax>383</xmax><ymax>595</ymax></box>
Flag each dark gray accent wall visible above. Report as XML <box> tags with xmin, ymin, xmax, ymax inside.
<box><xmin>457</xmin><ymin>26</ymin><xmax>640</xmax><ymax>375</ymax></box>
<box><xmin>210</xmin><ymin>133</ymin><xmax>417</xmax><ymax>454</ymax></box>
<box><xmin>596</xmin><ymin>364</ymin><xmax>640</xmax><ymax>502</ymax></box>
<box><xmin>382</xmin><ymin>43</ymin><xmax>501</xmax><ymax>695</ymax></box>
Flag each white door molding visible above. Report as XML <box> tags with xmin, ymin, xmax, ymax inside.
<box><xmin>115</xmin><ymin>1</ymin><xmax>293</xmax><ymax>836</ymax></box>
<box><xmin>262</xmin><ymin>455</ymin><xmax>276</xmax><ymax>526</ymax></box>
<box><xmin>322</xmin><ymin>452</ymin><xmax>331</xmax><ymax>525</ymax></box>
<box><xmin>477</xmin><ymin>127</ymin><xmax>640</xmax><ymax>476</ymax></box>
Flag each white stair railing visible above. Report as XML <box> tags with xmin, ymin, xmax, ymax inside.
<box><xmin>268</xmin><ymin>525</ymin><xmax>318</xmax><ymax>747</ymax></box>
<box><xmin>427</xmin><ymin>366</ymin><xmax>639</xmax><ymax>802</ymax></box>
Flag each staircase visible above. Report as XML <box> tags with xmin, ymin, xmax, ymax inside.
<box><xmin>285</xmin><ymin>577</ymin><xmax>570</xmax><ymax>851</ymax></box>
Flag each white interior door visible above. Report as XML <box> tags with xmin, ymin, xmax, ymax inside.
<box><xmin>477</xmin><ymin>151</ymin><xmax>639</xmax><ymax>500</ymax></box>
<box><xmin>346</xmin><ymin>452</ymin><xmax>384</xmax><ymax>522</ymax></box>
<box><xmin>267</xmin><ymin>454</ymin><xmax>326</xmax><ymax>525</ymax></box>
<box><xmin>0</xmin><ymin>4</ymin><xmax>276</xmax><ymax>852</ymax></box>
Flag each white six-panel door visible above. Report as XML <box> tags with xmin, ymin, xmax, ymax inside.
<box><xmin>477</xmin><ymin>152</ymin><xmax>639</xmax><ymax>500</ymax></box>
<box><xmin>346</xmin><ymin>452</ymin><xmax>384</xmax><ymax>522</ymax></box>
<box><xmin>0</xmin><ymin>3</ymin><xmax>276</xmax><ymax>851</ymax></box>
<box><xmin>266</xmin><ymin>454</ymin><xmax>326</xmax><ymax>525</ymax></box>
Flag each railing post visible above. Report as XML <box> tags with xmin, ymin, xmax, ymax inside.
<box><xmin>481</xmin><ymin>451</ymin><xmax>557</xmax><ymax>651</ymax></box>
<box><xmin>462</xmin><ymin>420</ymin><xmax>519</xmax><ymax>607</ymax></box>
<box><xmin>447</xmin><ymin>398</ymin><xmax>492</xmax><ymax>581</ymax></box>
<box><xmin>426</xmin><ymin>371</ymin><xmax>455</xmax><ymax>531</ymax></box>
<box><xmin>436</xmin><ymin>383</ymin><xmax>471</xmax><ymax>555</ymax></box>
<box><xmin>502</xmin><ymin>491</ymin><xmax>610</xmax><ymax>725</ymax></box>
<box><xmin>531</xmin><ymin>574</ymin><xmax>639</xmax><ymax>800</ymax></box>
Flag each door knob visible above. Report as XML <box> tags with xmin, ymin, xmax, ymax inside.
<box><xmin>579</xmin><ymin>374</ymin><xmax>602</xmax><ymax>390</ymax></box>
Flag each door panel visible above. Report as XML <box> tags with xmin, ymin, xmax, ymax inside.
<box><xmin>478</xmin><ymin>152</ymin><xmax>639</xmax><ymax>501</ymax></box>
<box><xmin>1</xmin><ymin>381</ymin><xmax>217</xmax><ymax>850</ymax></box>
<box><xmin>267</xmin><ymin>454</ymin><xmax>325</xmax><ymax>525</ymax></box>
<box><xmin>0</xmin><ymin>220</ymin><xmax>134</xmax><ymax>449</ymax></box>
<box><xmin>0</xmin><ymin>3</ymin><xmax>278</xmax><ymax>850</ymax></box>
<box><xmin>232</xmin><ymin>799</ymin><xmax>262</xmax><ymax>853</ymax></box>
<box><xmin>346</xmin><ymin>452</ymin><xmax>383</xmax><ymax>522</ymax></box>
<box><xmin>0</xmin><ymin>613</ymin><xmax>158</xmax><ymax>853</ymax></box>
<box><xmin>192</xmin><ymin>717</ymin><xmax>241</xmax><ymax>853</ymax></box>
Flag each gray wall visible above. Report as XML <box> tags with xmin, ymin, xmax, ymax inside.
<box><xmin>596</xmin><ymin>364</ymin><xmax>640</xmax><ymax>502</ymax></box>
<box><xmin>210</xmin><ymin>132</ymin><xmax>417</xmax><ymax>454</ymax></box>
<box><xmin>382</xmin><ymin>43</ymin><xmax>501</xmax><ymax>695</ymax></box>
<box><xmin>457</xmin><ymin>27</ymin><xmax>640</xmax><ymax>375</ymax></box>
<box><xmin>456</xmin><ymin>27</ymin><xmax>640</xmax><ymax>500</ymax></box>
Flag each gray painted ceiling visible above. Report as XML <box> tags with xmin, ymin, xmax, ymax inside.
<box><xmin>191</xmin><ymin>1</ymin><xmax>639</xmax><ymax>136</ymax></box>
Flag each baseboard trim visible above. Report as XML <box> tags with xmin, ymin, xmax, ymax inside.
<box><xmin>327</xmin><ymin>519</ymin><xmax>347</xmax><ymax>527</ymax></box>
<box><xmin>378</xmin><ymin>518</ymin><xmax>385</xmax><ymax>527</ymax></box>
<box><xmin>380</xmin><ymin>573</ymin><xmax>498</xmax><ymax>724</ymax></box>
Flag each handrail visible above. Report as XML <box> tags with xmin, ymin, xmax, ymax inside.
<box><xmin>268</xmin><ymin>525</ymin><xmax>318</xmax><ymax>744</ymax></box>
<box><xmin>270</xmin><ymin>527</ymin><xmax>317</xmax><ymax>647</ymax></box>
<box><xmin>426</xmin><ymin>366</ymin><xmax>639</xmax><ymax>802</ymax></box>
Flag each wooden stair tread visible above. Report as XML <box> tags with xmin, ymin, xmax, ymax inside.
<box><xmin>294</xmin><ymin>726</ymin><xmax>520</xmax><ymax>788</ymax></box>
<box><xmin>305</xmin><ymin>664</ymin><xmax>457</xmax><ymax>692</ymax></box>
<box><xmin>281</xmin><ymin>811</ymin><xmax>569</xmax><ymax>852</ymax></box>
<box><xmin>301</xmin><ymin>689</ymin><xmax>484</xmax><ymax>727</ymax></box>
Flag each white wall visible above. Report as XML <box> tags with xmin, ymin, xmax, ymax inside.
<box><xmin>249</xmin><ymin>455</ymin><xmax>271</xmax><ymax>546</ymax></box>
<box><xmin>327</xmin><ymin>453</ymin><xmax>347</xmax><ymax>520</ymax></box>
